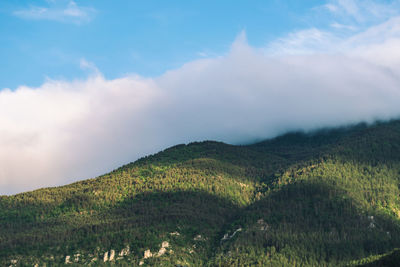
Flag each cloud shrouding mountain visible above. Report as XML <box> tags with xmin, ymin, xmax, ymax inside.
<box><xmin>3</xmin><ymin>3</ymin><xmax>400</xmax><ymax>194</ymax></box>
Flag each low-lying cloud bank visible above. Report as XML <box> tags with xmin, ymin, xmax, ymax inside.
<box><xmin>3</xmin><ymin>7</ymin><xmax>400</xmax><ymax>195</ymax></box>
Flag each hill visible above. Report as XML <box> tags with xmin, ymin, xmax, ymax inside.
<box><xmin>1</xmin><ymin>120</ymin><xmax>400</xmax><ymax>266</ymax></box>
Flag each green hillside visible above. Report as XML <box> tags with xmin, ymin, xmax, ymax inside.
<box><xmin>1</xmin><ymin>120</ymin><xmax>400</xmax><ymax>266</ymax></box>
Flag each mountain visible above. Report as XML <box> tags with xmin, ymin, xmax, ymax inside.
<box><xmin>1</xmin><ymin>120</ymin><xmax>400</xmax><ymax>266</ymax></box>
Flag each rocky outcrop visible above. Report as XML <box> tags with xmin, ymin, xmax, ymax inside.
<box><xmin>74</xmin><ymin>253</ymin><xmax>81</xmax><ymax>262</ymax></box>
<box><xmin>157</xmin><ymin>241</ymin><xmax>170</xmax><ymax>257</ymax></box>
<box><xmin>103</xmin><ymin>251</ymin><xmax>108</xmax><ymax>262</ymax></box>
<box><xmin>141</xmin><ymin>240</ymin><xmax>170</xmax><ymax>264</ymax></box>
<box><xmin>170</xmin><ymin>231</ymin><xmax>180</xmax><ymax>236</ymax></box>
<box><xmin>221</xmin><ymin>227</ymin><xmax>242</xmax><ymax>242</ymax></box>
<box><xmin>109</xmin><ymin>250</ymin><xmax>115</xmax><ymax>261</ymax></box>
<box><xmin>143</xmin><ymin>249</ymin><xmax>153</xmax><ymax>259</ymax></box>
<box><xmin>119</xmin><ymin>245</ymin><xmax>130</xmax><ymax>256</ymax></box>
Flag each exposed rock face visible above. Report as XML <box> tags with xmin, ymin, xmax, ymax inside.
<box><xmin>170</xmin><ymin>231</ymin><xmax>180</xmax><ymax>236</ymax></box>
<box><xmin>156</xmin><ymin>241</ymin><xmax>170</xmax><ymax>257</ymax></box>
<box><xmin>109</xmin><ymin>250</ymin><xmax>115</xmax><ymax>261</ymax></box>
<box><xmin>119</xmin><ymin>245</ymin><xmax>130</xmax><ymax>256</ymax></box>
<box><xmin>25</xmin><ymin>242</ymin><xmax>167</xmax><ymax>265</ymax></box>
<box><xmin>103</xmin><ymin>251</ymin><xmax>109</xmax><ymax>262</ymax></box>
<box><xmin>144</xmin><ymin>249</ymin><xmax>153</xmax><ymax>259</ymax></box>
<box><xmin>142</xmin><ymin>241</ymin><xmax>170</xmax><ymax>260</ymax></box>
<box><xmin>74</xmin><ymin>253</ymin><xmax>81</xmax><ymax>262</ymax></box>
<box><xmin>157</xmin><ymin>247</ymin><xmax>167</xmax><ymax>257</ymax></box>
<box><xmin>161</xmin><ymin>241</ymin><xmax>169</xmax><ymax>248</ymax></box>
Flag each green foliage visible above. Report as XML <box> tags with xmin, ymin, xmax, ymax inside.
<box><xmin>348</xmin><ymin>248</ymin><xmax>400</xmax><ymax>266</ymax></box>
<box><xmin>1</xmin><ymin>120</ymin><xmax>400</xmax><ymax>266</ymax></box>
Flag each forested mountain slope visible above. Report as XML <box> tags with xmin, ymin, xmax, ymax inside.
<box><xmin>1</xmin><ymin>120</ymin><xmax>400</xmax><ymax>266</ymax></box>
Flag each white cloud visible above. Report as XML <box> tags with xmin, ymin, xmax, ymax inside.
<box><xmin>324</xmin><ymin>0</ymin><xmax>400</xmax><ymax>24</ymax></box>
<box><xmin>336</xmin><ymin>0</ymin><xmax>361</xmax><ymax>20</ymax></box>
<box><xmin>324</xmin><ymin>4</ymin><xmax>339</xmax><ymax>12</ymax></box>
<box><xmin>265</xmin><ymin>28</ymin><xmax>340</xmax><ymax>55</ymax></box>
<box><xmin>80</xmin><ymin>59</ymin><xmax>100</xmax><ymax>75</ymax></box>
<box><xmin>13</xmin><ymin>1</ymin><xmax>95</xmax><ymax>24</ymax></box>
<box><xmin>0</xmin><ymin>75</ymin><xmax>160</xmax><ymax>194</ymax></box>
<box><xmin>3</xmin><ymin>1</ymin><xmax>400</xmax><ymax>195</ymax></box>
<box><xmin>330</xmin><ymin>22</ymin><xmax>357</xmax><ymax>31</ymax></box>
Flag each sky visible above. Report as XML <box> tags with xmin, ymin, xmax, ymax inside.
<box><xmin>1</xmin><ymin>0</ymin><xmax>326</xmax><ymax>89</ymax></box>
<box><xmin>2</xmin><ymin>0</ymin><xmax>400</xmax><ymax>195</ymax></box>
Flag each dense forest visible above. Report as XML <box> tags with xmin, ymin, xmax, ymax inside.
<box><xmin>1</xmin><ymin>120</ymin><xmax>400</xmax><ymax>266</ymax></box>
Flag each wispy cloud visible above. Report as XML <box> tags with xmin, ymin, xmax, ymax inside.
<box><xmin>324</xmin><ymin>4</ymin><xmax>339</xmax><ymax>13</ymax></box>
<box><xmin>13</xmin><ymin>1</ymin><xmax>95</xmax><ymax>24</ymax></box>
<box><xmin>80</xmin><ymin>59</ymin><xmax>100</xmax><ymax>75</ymax></box>
<box><xmin>268</xmin><ymin>0</ymin><xmax>400</xmax><ymax>55</ymax></box>
<box><xmin>265</xmin><ymin>28</ymin><xmax>339</xmax><ymax>55</ymax></box>
<box><xmin>330</xmin><ymin>22</ymin><xmax>357</xmax><ymax>31</ymax></box>
<box><xmin>323</xmin><ymin>0</ymin><xmax>400</xmax><ymax>24</ymax></box>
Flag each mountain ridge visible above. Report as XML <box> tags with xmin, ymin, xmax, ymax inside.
<box><xmin>1</xmin><ymin>120</ymin><xmax>400</xmax><ymax>266</ymax></box>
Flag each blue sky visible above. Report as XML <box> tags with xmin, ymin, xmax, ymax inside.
<box><xmin>2</xmin><ymin>0</ymin><xmax>400</xmax><ymax>194</ymax></box>
<box><xmin>1</xmin><ymin>0</ymin><xmax>334</xmax><ymax>89</ymax></box>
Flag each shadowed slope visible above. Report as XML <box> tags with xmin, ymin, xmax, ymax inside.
<box><xmin>211</xmin><ymin>179</ymin><xmax>400</xmax><ymax>266</ymax></box>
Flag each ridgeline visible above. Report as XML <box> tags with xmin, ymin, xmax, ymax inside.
<box><xmin>1</xmin><ymin>120</ymin><xmax>400</xmax><ymax>266</ymax></box>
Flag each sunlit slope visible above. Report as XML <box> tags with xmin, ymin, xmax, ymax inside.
<box><xmin>1</xmin><ymin>120</ymin><xmax>400</xmax><ymax>266</ymax></box>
